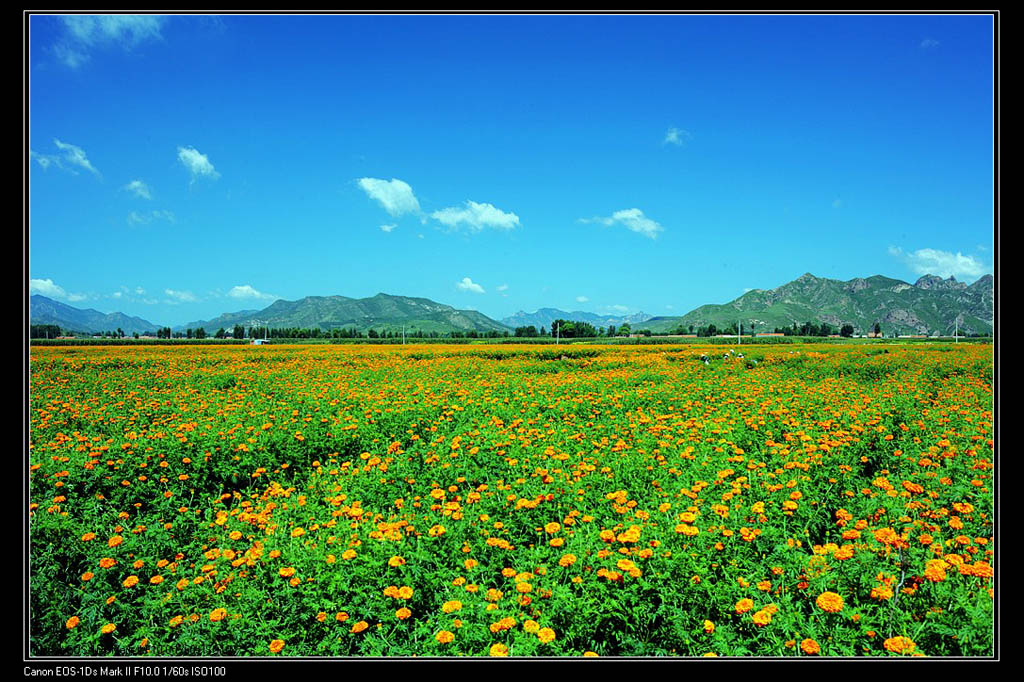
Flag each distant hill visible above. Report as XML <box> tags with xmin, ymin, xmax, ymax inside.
<box><xmin>29</xmin><ymin>295</ymin><xmax>160</xmax><ymax>335</ymax></box>
<box><xmin>635</xmin><ymin>273</ymin><xmax>994</xmax><ymax>336</ymax></box>
<box><xmin>501</xmin><ymin>308</ymin><xmax>651</xmax><ymax>330</ymax></box>
<box><xmin>179</xmin><ymin>293</ymin><xmax>511</xmax><ymax>335</ymax></box>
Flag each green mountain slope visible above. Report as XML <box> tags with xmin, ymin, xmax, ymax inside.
<box><xmin>636</xmin><ymin>273</ymin><xmax>993</xmax><ymax>336</ymax></box>
<box><xmin>180</xmin><ymin>293</ymin><xmax>510</xmax><ymax>334</ymax></box>
<box><xmin>29</xmin><ymin>295</ymin><xmax>160</xmax><ymax>335</ymax></box>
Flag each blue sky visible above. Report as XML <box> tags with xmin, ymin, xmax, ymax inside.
<box><xmin>28</xmin><ymin>13</ymin><xmax>995</xmax><ymax>327</ymax></box>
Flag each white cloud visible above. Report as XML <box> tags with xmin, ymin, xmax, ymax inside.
<box><xmin>227</xmin><ymin>285</ymin><xmax>277</xmax><ymax>301</ymax></box>
<box><xmin>663</xmin><ymin>127</ymin><xmax>692</xmax><ymax>146</ymax></box>
<box><xmin>30</xmin><ymin>278</ymin><xmax>88</xmax><ymax>302</ymax></box>
<box><xmin>379</xmin><ymin>223</ymin><xmax>397</xmax><ymax>233</ymax></box>
<box><xmin>53</xmin><ymin>138</ymin><xmax>101</xmax><ymax>176</ymax></box>
<box><xmin>920</xmin><ymin>38</ymin><xmax>940</xmax><ymax>48</ymax></box>
<box><xmin>357</xmin><ymin>177</ymin><xmax>422</xmax><ymax>218</ymax></box>
<box><xmin>576</xmin><ymin>295</ymin><xmax>589</xmax><ymax>303</ymax></box>
<box><xmin>456</xmin><ymin>277</ymin><xmax>485</xmax><ymax>294</ymax></box>
<box><xmin>431</xmin><ymin>201</ymin><xmax>520</xmax><ymax>232</ymax></box>
<box><xmin>55</xmin><ymin>15</ymin><xmax>166</xmax><ymax>68</ymax></box>
<box><xmin>62</xmin><ymin>15</ymin><xmax>165</xmax><ymax>47</ymax></box>
<box><xmin>30</xmin><ymin>150</ymin><xmax>54</xmax><ymax>169</ymax></box>
<box><xmin>608</xmin><ymin>304</ymin><xmax>630</xmax><ymax>313</ymax></box>
<box><xmin>123</xmin><ymin>179</ymin><xmax>152</xmax><ymax>199</ymax></box>
<box><xmin>127</xmin><ymin>210</ymin><xmax>175</xmax><ymax>226</ymax></box>
<box><xmin>497</xmin><ymin>284</ymin><xmax>509</xmax><ymax>292</ymax></box>
<box><xmin>177</xmin><ymin>146</ymin><xmax>219</xmax><ymax>181</ymax></box>
<box><xmin>888</xmin><ymin>246</ymin><xmax>990</xmax><ymax>281</ymax></box>
<box><xmin>164</xmin><ymin>288</ymin><xmax>197</xmax><ymax>303</ymax></box>
<box><xmin>665</xmin><ymin>304</ymin><xmax>674</xmax><ymax>310</ymax></box>
<box><xmin>580</xmin><ymin>208</ymin><xmax>664</xmax><ymax>239</ymax></box>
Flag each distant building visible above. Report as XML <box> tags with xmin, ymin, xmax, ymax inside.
<box><xmin>756</xmin><ymin>333</ymin><xmax>785</xmax><ymax>337</ymax></box>
<box><xmin>251</xmin><ymin>339</ymin><xmax>269</xmax><ymax>345</ymax></box>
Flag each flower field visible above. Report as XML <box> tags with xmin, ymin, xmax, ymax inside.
<box><xmin>28</xmin><ymin>343</ymin><xmax>994</xmax><ymax>657</ymax></box>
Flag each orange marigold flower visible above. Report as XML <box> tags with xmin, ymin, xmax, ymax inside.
<box><xmin>101</xmin><ymin>623</ymin><xmax>116</xmax><ymax>635</ymax></box>
<box><xmin>883</xmin><ymin>636</ymin><xmax>916</xmax><ymax>655</ymax></box>
<box><xmin>752</xmin><ymin>609</ymin><xmax>772</xmax><ymax>627</ymax></box>
<box><xmin>816</xmin><ymin>591</ymin><xmax>843</xmax><ymax>613</ymax></box>
<box><xmin>66</xmin><ymin>616</ymin><xmax>80</xmax><ymax>629</ymax></box>
<box><xmin>524</xmin><ymin>619</ymin><xmax>540</xmax><ymax>633</ymax></box>
<box><xmin>395</xmin><ymin>607</ymin><xmax>411</xmax><ymax>620</ymax></box>
<box><xmin>99</xmin><ymin>558</ymin><xmax>116</xmax><ymax>569</ymax></box>
<box><xmin>81</xmin><ymin>572</ymin><xmax>94</xmax><ymax>581</ymax></box>
<box><xmin>537</xmin><ymin>627</ymin><xmax>556</xmax><ymax>643</ymax></box>
<box><xmin>81</xmin><ymin>533</ymin><xmax>96</xmax><ymax>542</ymax></box>
<box><xmin>703</xmin><ymin>620</ymin><xmax>715</xmax><ymax>634</ymax></box>
<box><xmin>209</xmin><ymin>608</ymin><xmax>228</xmax><ymax>622</ymax></box>
<box><xmin>489</xmin><ymin>643</ymin><xmax>509</xmax><ymax>657</ymax></box>
<box><xmin>388</xmin><ymin>556</ymin><xmax>405</xmax><ymax>567</ymax></box>
<box><xmin>801</xmin><ymin>639</ymin><xmax>820</xmax><ymax>655</ymax></box>
<box><xmin>150</xmin><ymin>575</ymin><xmax>164</xmax><ymax>585</ymax></box>
<box><xmin>436</xmin><ymin>630</ymin><xmax>455</xmax><ymax>644</ymax></box>
<box><xmin>169</xmin><ymin>615</ymin><xmax>183</xmax><ymax>628</ymax></box>
<box><xmin>269</xmin><ymin>639</ymin><xmax>285</xmax><ymax>653</ymax></box>
<box><xmin>278</xmin><ymin>567</ymin><xmax>296</xmax><ymax>578</ymax></box>
<box><xmin>351</xmin><ymin>621</ymin><xmax>369</xmax><ymax>633</ymax></box>
<box><xmin>559</xmin><ymin>554</ymin><xmax>577</xmax><ymax>567</ymax></box>
<box><xmin>108</xmin><ymin>535</ymin><xmax>123</xmax><ymax>548</ymax></box>
<box><xmin>735</xmin><ymin>598</ymin><xmax>754</xmax><ymax>614</ymax></box>
<box><xmin>924</xmin><ymin>559</ymin><xmax>948</xmax><ymax>582</ymax></box>
<box><xmin>442</xmin><ymin>600</ymin><xmax>462</xmax><ymax>614</ymax></box>
<box><xmin>122</xmin><ymin>575</ymin><xmax>139</xmax><ymax>588</ymax></box>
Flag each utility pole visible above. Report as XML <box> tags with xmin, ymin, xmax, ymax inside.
<box><xmin>555</xmin><ymin>321</ymin><xmax>560</xmax><ymax>346</ymax></box>
<box><xmin>403</xmin><ymin>325</ymin><xmax>406</xmax><ymax>345</ymax></box>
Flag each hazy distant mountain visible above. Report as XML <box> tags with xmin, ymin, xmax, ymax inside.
<box><xmin>635</xmin><ymin>273</ymin><xmax>994</xmax><ymax>336</ymax></box>
<box><xmin>179</xmin><ymin>293</ymin><xmax>510</xmax><ymax>334</ymax></box>
<box><xmin>30</xmin><ymin>295</ymin><xmax>160</xmax><ymax>335</ymax></box>
<box><xmin>501</xmin><ymin>308</ymin><xmax>651</xmax><ymax>330</ymax></box>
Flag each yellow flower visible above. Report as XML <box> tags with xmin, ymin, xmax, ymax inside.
<box><xmin>537</xmin><ymin>627</ymin><xmax>556</xmax><ymax>643</ymax></box>
<box><xmin>279</xmin><ymin>567</ymin><xmax>296</xmax><ymax>578</ymax></box>
<box><xmin>395</xmin><ymin>607</ymin><xmax>411</xmax><ymax>620</ymax></box>
<box><xmin>735</xmin><ymin>598</ymin><xmax>754</xmax><ymax>614</ymax></box>
<box><xmin>489</xmin><ymin>643</ymin><xmax>509</xmax><ymax>657</ymax></box>
<box><xmin>703</xmin><ymin>620</ymin><xmax>715</xmax><ymax>634</ymax></box>
<box><xmin>442</xmin><ymin>600</ymin><xmax>462</xmax><ymax>614</ymax></box>
<box><xmin>523</xmin><ymin>620</ymin><xmax>540</xmax><ymax>633</ymax></box>
<box><xmin>101</xmin><ymin>623</ymin><xmax>116</xmax><ymax>635</ymax></box>
<box><xmin>388</xmin><ymin>556</ymin><xmax>405</xmax><ymax>567</ymax></box>
<box><xmin>559</xmin><ymin>554</ymin><xmax>577</xmax><ymax>567</ymax></box>
<box><xmin>210</xmin><ymin>608</ymin><xmax>228</xmax><ymax>622</ymax></box>
<box><xmin>752</xmin><ymin>609</ymin><xmax>772</xmax><ymax>627</ymax></box>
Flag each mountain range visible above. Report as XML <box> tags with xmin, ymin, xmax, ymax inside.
<box><xmin>29</xmin><ymin>294</ymin><xmax>160</xmax><ymax>335</ymax></box>
<box><xmin>29</xmin><ymin>272</ymin><xmax>994</xmax><ymax>337</ymax></box>
<box><xmin>499</xmin><ymin>308</ymin><xmax>651</xmax><ymax>331</ymax></box>
<box><xmin>635</xmin><ymin>273</ymin><xmax>994</xmax><ymax>336</ymax></box>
